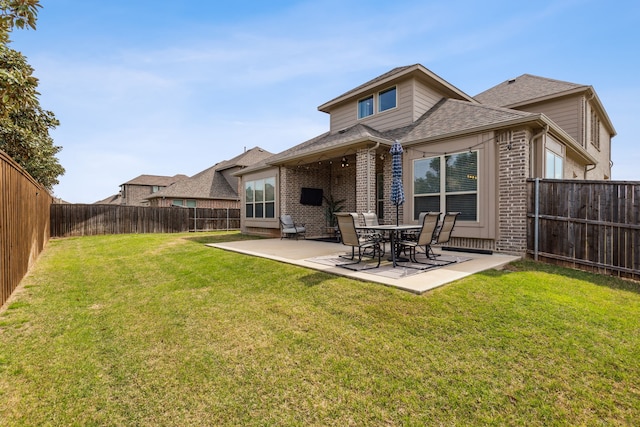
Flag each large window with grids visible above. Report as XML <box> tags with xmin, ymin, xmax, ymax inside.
<box><xmin>245</xmin><ymin>177</ymin><xmax>276</xmax><ymax>219</ymax></box>
<box><xmin>413</xmin><ymin>151</ymin><xmax>478</xmax><ymax>221</ymax></box>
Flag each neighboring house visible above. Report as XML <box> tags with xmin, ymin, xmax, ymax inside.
<box><xmin>235</xmin><ymin>64</ymin><xmax>615</xmax><ymax>255</ymax></box>
<box><xmin>146</xmin><ymin>147</ymin><xmax>273</xmax><ymax>208</ymax></box>
<box><xmin>117</xmin><ymin>174</ymin><xmax>189</xmax><ymax>206</ymax></box>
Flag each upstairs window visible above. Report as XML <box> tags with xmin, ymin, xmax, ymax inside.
<box><xmin>358</xmin><ymin>95</ymin><xmax>374</xmax><ymax>119</ymax></box>
<box><xmin>378</xmin><ymin>86</ymin><xmax>397</xmax><ymax>112</ymax></box>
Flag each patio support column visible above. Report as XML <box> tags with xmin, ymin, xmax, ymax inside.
<box><xmin>355</xmin><ymin>148</ymin><xmax>376</xmax><ymax>214</ymax></box>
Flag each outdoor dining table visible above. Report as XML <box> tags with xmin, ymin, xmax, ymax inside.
<box><xmin>356</xmin><ymin>224</ymin><xmax>421</xmax><ymax>267</ymax></box>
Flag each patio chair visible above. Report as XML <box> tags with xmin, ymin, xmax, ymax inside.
<box><xmin>279</xmin><ymin>214</ymin><xmax>306</xmax><ymax>240</ymax></box>
<box><xmin>401</xmin><ymin>211</ymin><xmax>435</xmax><ymax>242</ymax></box>
<box><xmin>335</xmin><ymin>212</ymin><xmax>382</xmax><ymax>270</ymax></box>
<box><xmin>361</xmin><ymin>212</ymin><xmax>387</xmax><ymax>255</ymax></box>
<box><xmin>427</xmin><ymin>212</ymin><xmax>460</xmax><ymax>259</ymax></box>
<box><xmin>396</xmin><ymin>212</ymin><xmax>441</xmax><ymax>266</ymax></box>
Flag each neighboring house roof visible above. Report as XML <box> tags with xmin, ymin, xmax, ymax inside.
<box><xmin>121</xmin><ymin>174</ymin><xmax>189</xmax><ymax>187</ymax></box>
<box><xmin>215</xmin><ymin>146</ymin><xmax>274</xmax><ymax>170</ymax></box>
<box><xmin>150</xmin><ymin>164</ymin><xmax>239</xmax><ymax>200</ymax></box>
<box><xmin>94</xmin><ymin>194</ymin><xmax>121</xmax><ymax>205</ymax></box>
<box><xmin>148</xmin><ymin>146</ymin><xmax>273</xmax><ymax>201</ymax></box>
<box><xmin>318</xmin><ymin>64</ymin><xmax>476</xmax><ymax>113</ymax></box>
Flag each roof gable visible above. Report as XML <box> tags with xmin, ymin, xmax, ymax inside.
<box><xmin>474</xmin><ymin>74</ymin><xmax>588</xmax><ymax>107</ymax></box>
<box><xmin>318</xmin><ymin>64</ymin><xmax>476</xmax><ymax>113</ymax></box>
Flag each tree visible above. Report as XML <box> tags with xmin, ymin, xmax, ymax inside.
<box><xmin>0</xmin><ymin>0</ymin><xmax>64</xmax><ymax>190</ymax></box>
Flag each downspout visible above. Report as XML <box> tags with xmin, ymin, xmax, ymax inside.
<box><xmin>530</xmin><ymin>126</ymin><xmax>547</xmax><ymax>262</ymax></box>
<box><xmin>534</xmin><ymin>177</ymin><xmax>540</xmax><ymax>261</ymax></box>
<box><xmin>367</xmin><ymin>141</ymin><xmax>380</xmax><ymax>212</ymax></box>
<box><xmin>529</xmin><ymin>124</ymin><xmax>548</xmax><ymax>178</ymax></box>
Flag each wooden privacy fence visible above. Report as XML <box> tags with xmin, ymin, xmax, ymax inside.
<box><xmin>527</xmin><ymin>179</ymin><xmax>640</xmax><ymax>280</ymax></box>
<box><xmin>50</xmin><ymin>205</ymin><xmax>241</xmax><ymax>237</ymax></box>
<box><xmin>1</xmin><ymin>150</ymin><xmax>52</xmax><ymax>308</ymax></box>
<box><xmin>187</xmin><ymin>207</ymin><xmax>240</xmax><ymax>232</ymax></box>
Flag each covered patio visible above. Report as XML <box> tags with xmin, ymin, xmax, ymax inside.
<box><xmin>208</xmin><ymin>238</ymin><xmax>520</xmax><ymax>294</ymax></box>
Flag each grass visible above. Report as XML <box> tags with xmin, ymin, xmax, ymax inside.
<box><xmin>0</xmin><ymin>231</ymin><xmax>639</xmax><ymax>426</ymax></box>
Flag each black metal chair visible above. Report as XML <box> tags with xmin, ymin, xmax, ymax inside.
<box><xmin>335</xmin><ymin>212</ymin><xmax>382</xmax><ymax>270</ymax></box>
<box><xmin>396</xmin><ymin>212</ymin><xmax>441</xmax><ymax>266</ymax></box>
<box><xmin>279</xmin><ymin>214</ymin><xmax>306</xmax><ymax>239</ymax></box>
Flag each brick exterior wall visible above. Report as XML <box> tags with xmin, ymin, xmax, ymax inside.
<box><xmin>496</xmin><ymin>128</ymin><xmax>530</xmax><ymax>255</ymax></box>
<box><xmin>355</xmin><ymin>149</ymin><xmax>377</xmax><ymax>214</ymax></box>
<box><xmin>382</xmin><ymin>152</ymin><xmax>401</xmax><ymax>225</ymax></box>
<box><xmin>121</xmin><ymin>184</ymin><xmax>155</xmax><ymax>206</ymax></box>
<box><xmin>280</xmin><ymin>165</ymin><xmax>332</xmax><ymax>237</ymax></box>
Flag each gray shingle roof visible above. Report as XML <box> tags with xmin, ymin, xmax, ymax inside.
<box><xmin>474</xmin><ymin>74</ymin><xmax>587</xmax><ymax>107</ymax></box>
<box><xmin>122</xmin><ymin>174</ymin><xmax>188</xmax><ymax>187</ymax></box>
<box><xmin>151</xmin><ymin>165</ymin><xmax>238</xmax><ymax>200</ymax></box>
<box><xmin>401</xmin><ymin>98</ymin><xmax>537</xmax><ymax>142</ymax></box>
<box><xmin>148</xmin><ymin>147</ymin><xmax>273</xmax><ymax>200</ymax></box>
<box><xmin>215</xmin><ymin>146</ymin><xmax>274</xmax><ymax>170</ymax></box>
<box><xmin>94</xmin><ymin>194</ymin><xmax>121</xmax><ymax>205</ymax></box>
<box><xmin>264</xmin><ymin>124</ymin><xmax>394</xmax><ymax>165</ymax></box>
<box><xmin>263</xmin><ymin>100</ymin><xmax>538</xmax><ymax>165</ymax></box>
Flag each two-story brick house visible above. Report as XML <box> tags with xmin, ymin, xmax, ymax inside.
<box><xmin>146</xmin><ymin>147</ymin><xmax>273</xmax><ymax>208</ymax></box>
<box><xmin>235</xmin><ymin>64</ymin><xmax>615</xmax><ymax>255</ymax></box>
<box><xmin>117</xmin><ymin>174</ymin><xmax>188</xmax><ymax>206</ymax></box>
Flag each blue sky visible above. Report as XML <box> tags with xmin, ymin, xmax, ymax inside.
<box><xmin>10</xmin><ymin>0</ymin><xmax>640</xmax><ymax>203</ymax></box>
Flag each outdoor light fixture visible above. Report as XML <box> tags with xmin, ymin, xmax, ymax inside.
<box><xmin>341</xmin><ymin>156</ymin><xmax>349</xmax><ymax>168</ymax></box>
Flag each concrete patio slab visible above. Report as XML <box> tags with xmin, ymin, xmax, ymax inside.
<box><xmin>207</xmin><ymin>238</ymin><xmax>520</xmax><ymax>294</ymax></box>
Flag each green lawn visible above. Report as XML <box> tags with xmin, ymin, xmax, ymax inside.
<box><xmin>1</xmin><ymin>231</ymin><xmax>639</xmax><ymax>426</ymax></box>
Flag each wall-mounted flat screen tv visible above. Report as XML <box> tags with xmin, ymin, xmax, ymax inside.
<box><xmin>300</xmin><ymin>187</ymin><xmax>323</xmax><ymax>206</ymax></box>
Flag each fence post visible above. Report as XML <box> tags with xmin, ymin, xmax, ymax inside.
<box><xmin>534</xmin><ymin>178</ymin><xmax>540</xmax><ymax>261</ymax></box>
<box><xmin>226</xmin><ymin>207</ymin><xmax>229</xmax><ymax>231</ymax></box>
